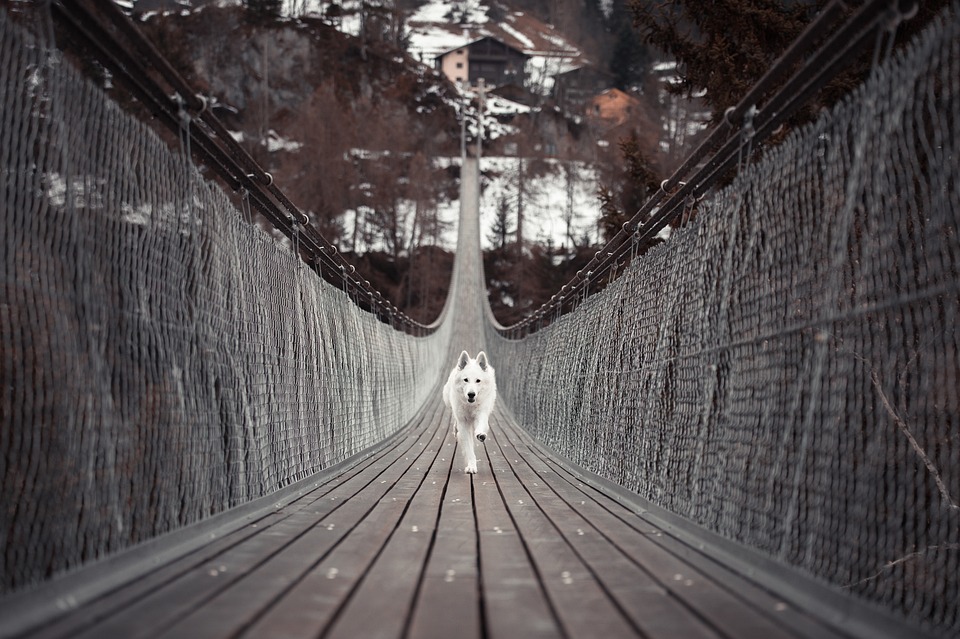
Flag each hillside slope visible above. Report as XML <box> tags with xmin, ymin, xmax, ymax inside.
<box><xmin>130</xmin><ymin>1</ymin><xmax>667</xmax><ymax>326</ymax></box>
<box><xmin>135</xmin><ymin>6</ymin><xmax>463</xmax><ymax>322</ymax></box>
<box><xmin>138</xmin><ymin>5</ymin><xmax>462</xmax><ymax>241</ymax></box>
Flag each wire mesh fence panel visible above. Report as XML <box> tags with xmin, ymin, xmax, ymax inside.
<box><xmin>0</xmin><ymin>7</ymin><xmax>449</xmax><ymax>594</ymax></box>
<box><xmin>488</xmin><ymin>6</ymin><xmax>960</xmax><ymax>635</ymax></box>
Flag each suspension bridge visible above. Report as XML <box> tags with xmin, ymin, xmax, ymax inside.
<box><xmin>1</xmin><ymin>1</ymin><xmax>958</xmax><ymax>638</ymax></box>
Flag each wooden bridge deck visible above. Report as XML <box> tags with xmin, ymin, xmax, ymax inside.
<box><xmin>15</xmin><ymin>396</ymin><xmax>881</xmax><ymax>639</ymax></box>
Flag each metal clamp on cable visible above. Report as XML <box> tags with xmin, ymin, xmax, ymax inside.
<box><xmin>174</xmin><ymin>93</ymin><xmax>190</xmax><ymax>127</ymax></box>
<box><xmin>743</xmin><ymin>105</ymin><xmax>758</xmax><ymax>139</ymax></box>
<box><xmin>888</xmin><ymin>0</ymin><xmax>919</xmax><ymax>29</ymax></box>
<box><xmin>194</xmin><ymin>93</ymin><xmax>208</xmax><ymax>115</ymax></box>
<box><xmin>724</xmin><ymin>106</ymin><xmax>738</xmax><ymax>127</ymax></box>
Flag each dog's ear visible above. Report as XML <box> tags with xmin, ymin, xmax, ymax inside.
<box><xmin>457</xmin><ymin>351</ymin><xmax>470</xmax><ymax>370</ymax></box>
<box><xmin>476</xmin><ymin>351</ymin><xmax>489</xmax><ymax>371</ymax></box>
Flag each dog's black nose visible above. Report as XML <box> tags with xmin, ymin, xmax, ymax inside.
<box><xmin>467</xmin><ymin>392</ymin><xmax>476</xmax><ymax>401</ymax></box>
<box><xmin>477</xmin><ymin>434</ymin><xmax>486</xmax><ymax>442</ymax></box>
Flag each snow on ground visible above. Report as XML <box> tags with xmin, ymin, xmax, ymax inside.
<box><xmin>338</xmin><ymin>155</ymin><xmax>600</xmax><ymax>255</ymax></box>
<box><xmin>167</xmin><ymin>0</ymin><xmax>602</xmax><ymax>254</ymax></box>
<box><xmin>409</xmin><ymin>0</ymin><xmax>489</xmax><ymax>25</ymax></box>
<box><xmin>477</xmin><ymin>156</ymin><xmax>600</xmax><ymax>249</ymax></box>
<box><xmin>265</xmin><ymin>130</ymin><xmax>303</xmax><ymax>153</ymax></box>
<box><xmin>407</xmin><ymin>28</ymin><xmax>470</xmax><ymax>64</ymax></box>
<box><xmin>525</xmin><ymin>53</ymin><xmax>580</xmax><ymax>94</ymax></box>
<box><xmin>435</xmin><ymin>155</ymin><xmax>601</xmax><ymax>251</ymax></box>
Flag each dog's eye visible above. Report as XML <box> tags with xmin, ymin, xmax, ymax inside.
<box><xmin>476</xmin><ymin>379</ymin><xmax>481</xmax><ymax>383</ymax></box>
<box><xmin>463</xmin><ymin>378</ymin><xmax>469</xmax><ymax>382</ymax></box>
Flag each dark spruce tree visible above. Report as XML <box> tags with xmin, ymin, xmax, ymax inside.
<box><xmin>598</xmin><ymin>130</ymin><xmax>661</xmax><ymax>243</ymax></box>
<box><xmin>246</xmin><ymin>0</ymin><xmax>283</xmax><ymax>21</ymax></box>
<box><xmin>628</xmin><ymin>0</ymin><xmax>953</xmax><ymax>127</ymax></box>
<box><xmin>629</xmin><ymin>0</ymin><xmax>820</xmax><ymax>125</ymax></box>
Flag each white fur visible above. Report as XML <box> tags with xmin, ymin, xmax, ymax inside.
<box><xmin>442</xmin><ymin>350</ymin><xmax>497</xmax><ymax>474</ymax></box>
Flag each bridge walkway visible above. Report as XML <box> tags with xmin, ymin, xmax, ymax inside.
<box><xmin>25</xmin><ymin>393</ymin><xmax>855</xmax><ymax>639</ymax></box>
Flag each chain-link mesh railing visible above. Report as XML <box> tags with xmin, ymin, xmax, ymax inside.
<box><xmin>488</xmin><ymin>5</ymin><xmax>960</xmax><ymax>635</ymax></box>
<box><xmin>0</xmin><ymin>7</ymin><xmax>449</xmax><ymax>593</ymax></box>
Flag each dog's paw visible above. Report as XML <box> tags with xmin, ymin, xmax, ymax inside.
<box><xmin>476</xmin><ymin>433</ymin><xmax>486</xmax><ymax>443</ymax></box>
<box><xmin>464</xmin><ymin>463</ymin><xmax>478</xmax><ymax>474</ymax></box>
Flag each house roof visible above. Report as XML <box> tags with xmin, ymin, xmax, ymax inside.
<box><xmin>588</xmin><ymin>88</ymin><xmax>641</xmax><ymax>126</ymax></box>
<box><xmin>591</xmin><ymin>88</ymin><xmax>640</xmax><ymax>106</ymax></box>
<box><xmin>435</xmin><ymin>36</ymin><xmax>530</xmax><ymax>61</ymax></box>
<box><xmin>554</xmin><ymin>64</ymin><xmax>613</xmax><ymax>80</ymax></box>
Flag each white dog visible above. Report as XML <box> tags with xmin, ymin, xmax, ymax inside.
<box><xmin>442</xmin><ymin>350</ymin><xmax>497</xmax><ymax>474</ymax></box>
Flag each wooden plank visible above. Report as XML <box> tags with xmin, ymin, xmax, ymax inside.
<box><xmin>65</xmin><ymin>406</ymin><xmax>442</xmax><ymax>639</ymax></box>
<box><xmin>500</xmin><ymin>416</ymin><xmax>848</xmax><ymax>639</ymax></box>
<box><xmin>25</xmin><ymin>393</ymin><xmax>872</xmax><ymax>639</ymax></box>
<box><xmin>545</xmin><ymin>457</ymin><xmax>849</xmax><ymax>639</ymax></box>
<box><xmin>32</xmin><ymin>510</ymin><xmax>289</xmax><ymax>639</ymax></box>
<box><xmin>490</xmin><ymin>414</ymin><xmax>723</xmax><ymax>639</ymax></box>
<box><xmin>466</xmin><ymin>423</ymin><xmax>565</xmax><ymax>639</ymax></box>
<box><xmin>32</xmin><ymin>425</ymin><xmax>430</xmax><ymax>639</ymax></box>
<box><xmin>483</xmin><ymin>419</ymin><xmax>642</xmax><ymax>638</ymax></box>
<box><xmin>406</xmin><ymin>440</ymin><xmax>481</xmax><ymax>639</ymax></box>
<box><xmin>637</xmin><ymin>526</ymin><xmax>850</xmax><ymax>639</ymax></box>
<box><xmin>151</xmin><ymin>404</ymin><xmax>447</xmax><ymax>639</ymax></box>
<box><xmin>319</xmin><ymin>423</ymin><xmax>459</xmax><ymax>639</ymax></box>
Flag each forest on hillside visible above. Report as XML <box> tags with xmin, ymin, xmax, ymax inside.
<box><xmin>130</xmin><ymin>0</ymin><xmax>951</xmax><ymax>327</ymax></box>
<box><xmin>131</xmin><ymin>0</ymin><xmax>702</xmax><ymax>326</ymax></box>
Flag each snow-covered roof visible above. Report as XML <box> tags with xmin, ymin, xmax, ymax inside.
<box><xmin>434</xmin><ymin>36</ymin><xmax>530</xmax><ymax>61</ymax></box>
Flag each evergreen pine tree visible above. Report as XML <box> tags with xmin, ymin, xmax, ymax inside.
<box><xmin>246</xmin><ymin>0</ymin><xmax>282</xmax><ymax>21</ymax></box>
<box><xmin>609</xmin><ymin>22</ymin><xmax>646</xmax><ymax>90</ymax></box>
<box><xmin>629</xmin><ymin>0</ymin><xmax>952</xmax><ymax>126</ymax></box>
<box><xmin>629</xmin><ymin>0</ymin><xmax>818</xmax><ymax>123</ymax></box>
<box><xmin>597</xmin><ymin>130</ymin><xmax>661</xmax><ymax>243</ymax></box>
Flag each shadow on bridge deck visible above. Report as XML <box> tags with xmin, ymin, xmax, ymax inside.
<box><xmin>19</xmin><ymin>394</ymin><xmax>855</xmax><ymax>639</ymax></box>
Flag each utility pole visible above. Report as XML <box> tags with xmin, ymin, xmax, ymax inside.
<box><xmin>460</xmin><ymin>82</ymin><xmax>466</xmax><ymax>160</ymax></box>
<box><xmin>477</xmin><ymin>78</ymin><xmax>485</xmax><ymax>162</ymax></box>
<box><xmin>259</xmin><ymin>36</ymin><xmax>270</xmax><ymax>143</ymax></box>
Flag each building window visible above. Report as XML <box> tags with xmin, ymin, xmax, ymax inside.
<box><xmin>456</xmin><ymin>62</ymin><xmax>463</xmax><ymax>69</ymax></box>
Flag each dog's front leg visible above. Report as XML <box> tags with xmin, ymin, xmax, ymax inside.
<box><xmin>475</xmin><ymin>418</ymin><xmax>490</xmax><ymax>443</ymax></box>
<box><xmin>457</xmin><ymin>423</ymin><xmax>478</xmax><ymax>474</ymax></box>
